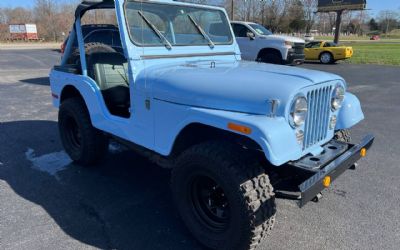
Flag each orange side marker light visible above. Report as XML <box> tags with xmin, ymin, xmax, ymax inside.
<box><xmin>227</xmin><ymin>123</ymin><xmax>252</xmax><ymax>135</ymax></box>
<box><xmin>322</xmin><ymin>176</ymin><xmax>331</xmax><ymax>188</ymax></box>
<box><xmin>360</xmin><ymin>148</ymin><xmax>367</xmax><ymax>157</ymax></box>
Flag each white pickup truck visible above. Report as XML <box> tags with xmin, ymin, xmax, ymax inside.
<box><xmin>231</xmin><ymin>21</ymin><xmax>305</xmax><ymax>65</ymax></box>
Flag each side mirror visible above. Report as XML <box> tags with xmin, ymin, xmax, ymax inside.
<box><xmin>246</xmin><ymin>32</ymin><xmax>255</xmax><ymax>40</ymax></box>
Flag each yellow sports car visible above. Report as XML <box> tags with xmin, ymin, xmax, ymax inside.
<box><xmin>304</xmin><ymin>41</ymin><xmax>353</xmax><ymax>64</ymax></box>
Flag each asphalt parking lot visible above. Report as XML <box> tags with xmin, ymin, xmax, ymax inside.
<box><xmin>0</xmin><ymin>48</ymin><xmax>399</xmax><ymax>250</ymax></box>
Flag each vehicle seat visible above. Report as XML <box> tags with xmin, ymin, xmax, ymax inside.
<box><xmin>88</xmin><ymin>52</ymin><xmax>130</xmax><ymax>116</ymax></box>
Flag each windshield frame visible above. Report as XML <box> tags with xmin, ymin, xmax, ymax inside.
<box><xmin>123</xmin><ymin>0</ymin><xmax>234</xmax><ymax>48</ymax></box>
<box><xmin>248</xmin><ymin>23</ymin><xmax>272</xmax><ymax>36</ymax></box>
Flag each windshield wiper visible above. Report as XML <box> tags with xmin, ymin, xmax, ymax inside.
<box><xmin>187</xmin><ymin>14</ymin><xmax>215</xmax><ymax>49</ymax></box>
<box><xmin>138</xmin><ymin>11</ymin><xmax>172</xmax><ymax>50</ymax></box>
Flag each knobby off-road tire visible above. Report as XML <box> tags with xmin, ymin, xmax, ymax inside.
<box><xmin>58</xmin><ymin>98</ymin><xmax>109</xmax><ymax>166</ymax></box>
<box><xmin>68</xmin><ymin>42</ymin><xmax>116</xmax><ymax>65</ymax></box>
<box><xmin>171</xmin><ymin>142</ymin><xmax>276</xmax><ymax>250</ymax></box>
<box><xmin>334</xmin><ymin>129</ymin><xmax>351</xmax><ymax>143</ymax></box>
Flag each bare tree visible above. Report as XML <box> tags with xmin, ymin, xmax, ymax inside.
<box><xmin>0</xmin><ymin>8</ymin><xmax>6</xmax><ymax>24</ymax></box>
<box><xmin>263</xmin><ymin>0</ymin><xmax>289</xmax><ymax>32</ymax></box>
<box><xmin>34</xmin><ymin>0</ymin><xmax>59</xmax><ymax>41</ymax></box>
<box><xmin>378</xmin><ymin>10</ymin><xmax>399</xmax><ymax>35</ymax></box>
<box><xmin>301</xmin><ymin>0</ymin><xmax>317</xmax><ymax>33</ymax></box>
<box><xmin>2</xmin><ymin>7</ymin><xmax>34</xmax><ymax>24</ymax></box>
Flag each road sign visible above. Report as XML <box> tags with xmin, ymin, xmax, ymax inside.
<box><xmin>317</xmin><ymin>0</ymin><xmax>366</xmax><ymax>12</ymax></box>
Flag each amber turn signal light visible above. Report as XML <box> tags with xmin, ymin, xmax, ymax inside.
<box><xmin>227</xmin><ymin>122</ymin><xmax>252</xmax><ymax>135</ymax></box>
<box><xmin>360</xmin><ymin>148</ymin><xmax>367</xmax><ymax>157</ymax></box>
<box><xmin>322</xmin><ymin>176</ymin><xmax>331</xmax><ymax>188</ymax></box>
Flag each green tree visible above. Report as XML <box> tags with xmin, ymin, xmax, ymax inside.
<box><xmin>368</xmin><ymin>18</ymin><xmax>379</xmax><ymax>31</ymax></box>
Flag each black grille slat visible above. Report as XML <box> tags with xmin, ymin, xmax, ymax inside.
<box><xmin>294</xmin><ymin>43</ymin><xmax>305</xmax><ymax>54</ymax></box>
<box><xmin>318</xmin><ymin>87</ymin><xmax>327</xmax><ymax>140</ymax></box>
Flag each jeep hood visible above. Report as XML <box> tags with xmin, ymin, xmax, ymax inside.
<box><xmin>147</xmin><ymin>61</ymin><xmax>343</xmax><ymax>115</ymax></box>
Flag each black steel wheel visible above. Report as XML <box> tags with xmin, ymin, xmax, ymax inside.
<box><xmin>190</xmin><ymin>175</ymin><xmax>230</xmax><ymax>232</ymax></box>
<box><xmin>59</xmin><ymin>97</ymin><xmax>109</xmax><ymax>166</ymax></box>
<box><xmin>63</xmin><ymin>115</ymin><xmax>82</xmax><ymax>150</ymax></box>
<box><xmin>171</xmin><ymin>142</ymin><xmax>276</xmax><ymax>250</ymax></box>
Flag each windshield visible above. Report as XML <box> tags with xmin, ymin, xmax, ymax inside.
<box><xmin>249</xmin><ymin>24</ymin><xmax>272</xmax><ymax>36</ymax></box>
<box><xmin>124</xmin><ymin>1</ymin><xmax>233</xmax><ymax>47</ymax></box>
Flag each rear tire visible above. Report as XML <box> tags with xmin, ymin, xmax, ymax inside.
<box><xmin>320</xmin><ymin>52</ymin><xmax>333</xmax><ymax>64</ymax></box>
<box><xmin>58</xmin><ymin>98</ymin><xmax>109</xmax><ymax>166</ymax></box>
<box><xmin>171</xmin><ymin>142</ymin><xmax>276</xmax><ymax>250</ymax></box>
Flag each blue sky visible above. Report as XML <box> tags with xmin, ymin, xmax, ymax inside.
<box><xmin>0</xmin><ymin>0</ymin><xmax>399</xmax><ymax>17</ymax></box>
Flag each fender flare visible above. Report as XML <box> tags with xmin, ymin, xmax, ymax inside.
<box><xmin>153</xmin><ymin>101</ymin><xmax>302</xmax><ymax>166</ymax></box>
<box><xmin>50</xmin><ymin>70</ymin><xmax>108</xmax><ymax>124</ymax></box>
<box><xmin>336</xmin><ymin>92</ymin><xmax>364</xmax><ymax>130</ymax></box>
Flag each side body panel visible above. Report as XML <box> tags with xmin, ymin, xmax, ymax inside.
<box><xmin>304</xmin><ymin>42</ymin><xmax>353</xmax><ymax>61</ymax></box>
<box><xmin>49</xmin><ymin>70</ymin><xmax>156</xmax><ymax>149</ymax></box>
<box><xmin>232</xmin><ymin>22</ymin><xmax>289</xmax><ymax>61</ymax></box>
<box><xmin>235</xmin><ymin>36</ymin><xmax>260</xmax><ymax>60</ymax></box>
<box><xmin>305</xmin><ymin>47</ymin><xmax>319</xmax><ymax>60</ymax></box>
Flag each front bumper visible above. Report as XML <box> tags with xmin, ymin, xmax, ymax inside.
<box><xmin>284</xmin><ymin>50</ymin><xmax>305</xmax><ymax>65</ymax></box>
<box><xmin>289</xmin><ymin>134</ymin><xmax>374</xmax><ymax>207</ymax></box>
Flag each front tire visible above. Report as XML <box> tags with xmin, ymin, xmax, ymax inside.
<box><xmin>259</xmin><ymin>52</ymin><xmax>282</xmax><ymax>64</ymax></box>
<box><xmin>58</xmin><ymin>98</ymin><xmax>109</xmax><ymax>166</ymax></box>
<box><xmin>171</xmin><ymin>142</ymin><xmax>276</xmax><ymax>250</ymax></box>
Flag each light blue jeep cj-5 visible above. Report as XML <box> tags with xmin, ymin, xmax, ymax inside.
<box><xmin>49</xmin><ymin>0</ymin><xmax>374</xmax><ymax>249</ymax></box>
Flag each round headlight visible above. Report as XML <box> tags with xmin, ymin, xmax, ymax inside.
<box><xmin>290</xmin><ymin>96</ymin><xmax>308</xmax><ymax>127</ymax></box>
<box><xmin>332</xmin><ymin>85</ymin><xmax>345</xmax><ymax>111</ymax></box>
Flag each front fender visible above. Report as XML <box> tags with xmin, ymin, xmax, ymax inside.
<box><xmin>336</xmin><ymin>92</ymin><xmax>364</xmax><ymax>130</ymax></box>
<box><xmin>153</xmin><ymin>99</ymin><xmax>302</xmax><ymax>166</ymax></box>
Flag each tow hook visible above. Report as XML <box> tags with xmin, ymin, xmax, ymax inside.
<box><xmin>312</xmin><ymin>192</ymin><xmax>323</xmax><ymax>203</ymax></box>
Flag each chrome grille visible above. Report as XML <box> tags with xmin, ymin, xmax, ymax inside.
<box><xmin>303</xmin><ymin>86</ymin><xmax>333</xmax><ymax>149</ymax></box>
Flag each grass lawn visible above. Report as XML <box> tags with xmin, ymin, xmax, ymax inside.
<box><xmin>314</xmin><ymin>35</ymin><xmax>371</xmax><ymax>41</ymax></box>
<box><xmin>342</xmin><ymin>42</ymin><xmax>400</xmax><ymax>66</ymax></box>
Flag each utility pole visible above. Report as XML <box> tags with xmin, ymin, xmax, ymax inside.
<box><xmin>231</xmin><ymin>0</ymin><xmax>234</xmax><ymax>20</ymax></box>
<box><xmin>334</xmin><ymin>9</ymin><xmax>343</xmax><ymax>44</ymax></box>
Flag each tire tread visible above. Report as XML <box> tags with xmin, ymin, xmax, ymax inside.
<box><xmin>172</xmin><ymin>141</ymin><xmax>276</xmax><ymax>250</ymax></box>
<box><xmin>59</xmin><ymin>97</ymin><xmax>108</xmax><ymax>165</ymax></box>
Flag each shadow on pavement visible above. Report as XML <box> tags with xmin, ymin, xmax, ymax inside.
<box><xmin>303</xmin><ymin>61</ymin><xmax>339</xmax><ymax>65</ymax></box>
<box><xmin>0</xmin><ymin>120</ymin><xmax>201</xmax><ymax>250</ymax></box>
<box><xmin>20</xmin><ymin>77</ymin><xmax>50</xmax><ymax>86</ymax></box>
